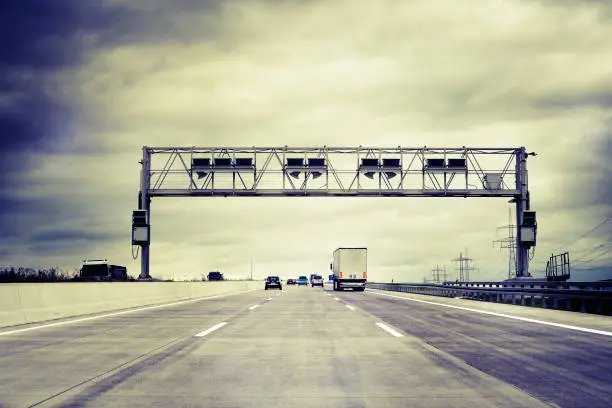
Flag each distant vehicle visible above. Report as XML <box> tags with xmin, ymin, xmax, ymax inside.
<box><xmin>207</xmin><ymin>271</ymin><xmax>224</xmax><ymax>281</ymax></box>
<box><xmin>297</xmin><ymin>276</ymin><xmax>308</xmax><ymax>286</ymax></box>
<box><xmin>331</xmin><ymin>248</ymin><xmax>367</xmax><ymax>291</ymax></box>
<box><xmin>286</xmin><ymin>278</ymin><xmax>297</xmax><ymax>285</ymax></box>
<box><xmin>265</xmin><ymin>276</ymin><xmax>282</xmax><ymax>290</ymax></box>
<box><xmin>311</xmin><ymin>275</ymin><xmax>324</xmax><ymax>287</ymax></box>
<box><xmin>80</xmin><ymin>260</ymin><xmax>128</xmax><ymax>281</ymax></box>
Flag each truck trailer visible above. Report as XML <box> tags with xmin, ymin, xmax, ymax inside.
<box><xmin>331</xmin><ymin>248</ymin><xmax>367</xmax><ymax>291</ymax></box>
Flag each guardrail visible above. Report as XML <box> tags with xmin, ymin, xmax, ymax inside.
<box><xmin>367</xmin><ymin>282</ymin><xmax>612</xmax><ymax>315</ymax></box>
<box><xmin>441</xmin><ymin>280</ymin><xmax>612</xmax><ymax>290</ymax></box>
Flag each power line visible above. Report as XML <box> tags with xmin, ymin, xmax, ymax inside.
<box><xmin>552</xmin><ymin>214</ymin><xmax>612</xmax><ymax>252</ymax></box>
<box><xmin>572</xmin><ymin>244</ymin><xmax>610</xmax><ymax>262</ymax></box>
<box><xmin>573</xmin><ymin>245</ymin><xmax>612</xmax><ymax>265</ymax></box>
<box><xmin>571</xmin><ymin>236</ymin><xmax>612</xmax><ymax>261</ymax></box>
<box><xmin>589</xmin><ymin>247</ymin><xmax>612</xmax><ymax>262</ymax></box>
<box><xmin>571</xmin><ymin>245</ymin><xmax>608</xmax><ymax>254</ymax></box>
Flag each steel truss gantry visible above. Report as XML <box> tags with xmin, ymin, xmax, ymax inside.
<box><xmin>135</xmin><ymin>146</ymin><xmax>537</xmax><ymax>279</ymax></box>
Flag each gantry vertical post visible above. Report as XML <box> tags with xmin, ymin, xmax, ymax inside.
<box><xmin>515</xmin><ymin>147</ymin><xmax>530</xmax><ymax>277</ymax></box>
<box><xmin>139</xmin><ymin>146</ymin><xmax>151</xmax><ymax>279</ymax></box>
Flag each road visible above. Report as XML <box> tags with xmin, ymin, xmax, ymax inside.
<box><xmin>0</xmin><ymin>285</ymin><xmax>610</xmax><ymax>407</ymax></box>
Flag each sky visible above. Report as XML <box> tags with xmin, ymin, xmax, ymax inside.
<box><xmin>1</xmin><ymin>0</ymin><xmax>611</xmax><ymax>282</ymax></box>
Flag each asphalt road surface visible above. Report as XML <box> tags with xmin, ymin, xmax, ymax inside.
<box><xmin>1</xmin><ymin>285</ymin><xmax>611</xmax><ymax>407</ymax></box>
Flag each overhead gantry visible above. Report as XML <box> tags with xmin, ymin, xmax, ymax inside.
<box><xmin>132</xmin><ymin>146</ymin><xmax>537</xmax><ymax>279</ymax></box>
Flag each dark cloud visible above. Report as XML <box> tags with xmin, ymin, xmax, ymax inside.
<box><xmin>0</xmin><ymin>196</ymin><xmax>59</xmax><ymax>237</ymax></box>
<box><xmin>27</xmin><ymin>229</ymin><xmax>124</xmax><ymax>257</ymax></box>
<box><xmin>533</xmin><ymin>124</ymin><xmax>612</xmax><ymax>216</ymax></box>
<box><xmin>31</xmin><ymin>228</ymin><xmax>120</xmax><ymax>243</ymax></box>
<box><xmin>0</xmin><ymin>1</ymin><xmax>223</xmax><ymax>70</ymax></box>
<box><xmin>583</xmin><ymin>129</ymin><xmax>612</xmax><ymax>207</ymax></box>
<box><xmin>535</xmin><ymin>92</ymin><xmax>612</xmax><ymax>110</ymax></box>
<box><xmin>529</xmin><ymin>0</ymin><xmax>612</xmax><ymax>11</ymax></box>
<box><xmin>0</xmin><ymin>195</ymin><xmax>127</xmax><ymax>261</ymax></box>
<box><xmin>0</xmin><ymin>0</ymin><xmax>223</xmax><ymax>264</ymax></box>
<box><xmin>0</xmin><ymin>0</ymin><xmax>223</xmax><ymax>157</ymax></box>
<box><xmin>0</xmin><ymin>0</ymin><xmax>227</xmax><ymax>165</ymax></box>
<box><xmin>0</xmin><ymin>1</ymin><xmax>118</xmax><ymax>189</ymax></box>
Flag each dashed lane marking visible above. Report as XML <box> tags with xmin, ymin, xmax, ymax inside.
<box><xmin>195</xmin><ymin>322</ymin><xmax>227</xmax><ymax>337</ymax></box>
<box><xmin>376</xmin><ymin>322</ymin><xmax>404</xmax><ymax>337</ymax></box>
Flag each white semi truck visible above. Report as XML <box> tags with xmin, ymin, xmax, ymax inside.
<box><xmin>331</xmin><ymin>247</ymin><xmax>367</xmax><ymax>291</ymax></box>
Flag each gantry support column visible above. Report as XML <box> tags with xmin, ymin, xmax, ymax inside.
<box><xmin>139</xmin><ymin>147</ymin><xmax>152</xmax><ymax>280</ymax></box>
<box><xmin>515</xmin><ymin>147</ymin><xmax>531</xmax><ymax>277</ymax></box>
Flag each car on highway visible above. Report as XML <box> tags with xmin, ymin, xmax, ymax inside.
<box><xmin>264</xmin><ymin>276</ymin><xmax>282</xmax><ymax>290</ymax></box>
<box><xmin>286</xmin><ymin>278</ymin><xmax>296</xmax><ymax>285</ymax></box>
<box><xmin>297</xmin><ymin>276</ymin><xmax>308</xmax><ymax>286</ymax></box>
<box><xmin>311</xmin><ymin>275</ymin><xmax>324</xmax><ymax>287</ymax></box>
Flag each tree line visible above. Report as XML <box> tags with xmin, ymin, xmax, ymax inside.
<box><xmin>0</xmin><ymin>267</ymin><xmax>78</xmax><ymax>283</ymax></box>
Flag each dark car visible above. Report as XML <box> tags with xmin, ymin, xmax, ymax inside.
<box><xmin>286</xmin><ymin>278</ymin><xmax>296</xmax><ymax>285</ymax></box>
<box><xmin>265</xmin><ymin>276</ymin><xmax>282</xmax><ymax>290</ymax></box>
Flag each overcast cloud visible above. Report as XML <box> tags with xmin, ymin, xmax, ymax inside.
<box><xmin>1</xmin><ymin>0</ymin><xmax>611</xmax><ymax>281</ymax></box>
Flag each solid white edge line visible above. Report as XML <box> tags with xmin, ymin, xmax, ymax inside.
<box><xmin>249</xmin><ymin>304</ymin><xmax>260</xmax><ymax>310</ymax></box>
<box><xmin>367</xmin><ymin>290</ymin><xmax>612</xmax><ymax>337</ymax></box>
<box><xmin>376</xmin><ymin>322</ymin><xmax>404</xmax><ymax>337</ymax></box>
<box><xmin>0</xmin><ymin>289</ymin><xmax>258</xmax><ymax>337</ymax></box>
<box><xmin>195</xmin><ymin>322</ymin><xmax>227</xmax><ymax>337</ymax></box>
<box><xmin>346</xmin><ymin>305</ymin><xmax>356</xmax><ymax>311</ymax></box>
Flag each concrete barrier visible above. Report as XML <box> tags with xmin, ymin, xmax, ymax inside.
<box><xmin>0</xmin><ymin>281</ymin><xmax>261</xmax><ymax>328</ymax></box>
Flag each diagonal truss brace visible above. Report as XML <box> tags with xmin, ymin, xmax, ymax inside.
<box><xmin>135</xmin><ymin>146</ymin><xmax>536</xmax><ymax>280</ymax></box>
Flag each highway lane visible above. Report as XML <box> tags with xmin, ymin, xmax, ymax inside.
<box><xmin>338</xmin><ymin>288</ymin><xmax>612</xmax><ymax>408</ymax></box>
<box><xmin>0</xmin><ymin>289</ymin><xmax>264</xmax><ymax>407</ymax></box>
<box><xmin>0</xmin><ymin>286</ymin><xmax>555</xmax><ymax>407</ymax></box>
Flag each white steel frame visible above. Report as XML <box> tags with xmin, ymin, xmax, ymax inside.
<box><xmin>136</xmin><ymin>146</ymin><xmax>534</xmax><ymax>279</ymax></box>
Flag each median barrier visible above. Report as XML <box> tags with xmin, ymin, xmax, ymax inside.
<box><xmin>0</xmin><ymin>281</ymin><xmax>261</xmax><ymax>328</ymax></box>
<box><xmin>0</xmin><ymin>285</ymin><xmax>26</xmax><ymax>328</ymax></box>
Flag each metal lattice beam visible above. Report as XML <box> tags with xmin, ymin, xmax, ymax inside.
<box><xmin>136</xmin><ymin>146</ymin><xmax>536</xmax><ymax>280</ymax></box>
<box><xmin>145</xmin><ymin>146</ymin><xmax>520</xmax><ymax>197</ymax></box>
